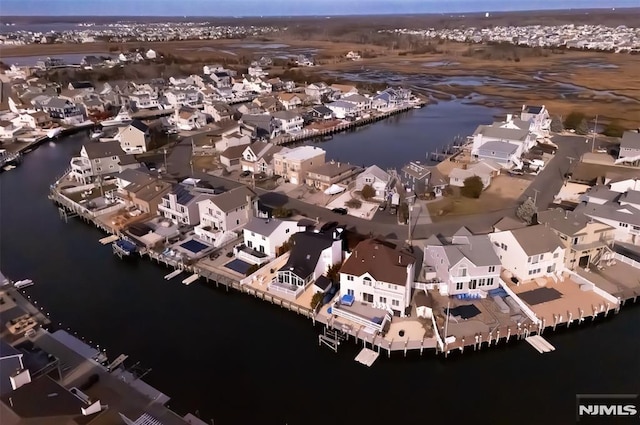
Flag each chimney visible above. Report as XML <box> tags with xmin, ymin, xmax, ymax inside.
<box><xmin>398</xmin><ymin>255</ymin><xmax>401</xmax><ymax>264</ymax></box>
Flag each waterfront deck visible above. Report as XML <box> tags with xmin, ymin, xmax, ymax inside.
<box><xmin>576</xmin><ymin>260</ymin><xmax>640</xmax><ymax>302</ymax></box>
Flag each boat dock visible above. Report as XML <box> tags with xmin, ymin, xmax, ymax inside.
<box><xmin>182</xmin><ymin>273</ymin><xmax>200</xmax><ymax>286</ymax></box>
<box><xmin>525</xmin><ymin>335</ymin><xmax>556</xmax><ymax>354</ymax></box>
<box><xmin>99</xmin><ymin>235</ymin><xmax>119</xmax><ymax>245</ymax></box>
<box><xmin>164</xmin><ymin>269</ymin><xmax>183</xmax><ymax>280</ymax></box>
<box><xmin>355</xmin><ymin>348</ymin><xmax>380</xmax><ymax>367</ymax></box>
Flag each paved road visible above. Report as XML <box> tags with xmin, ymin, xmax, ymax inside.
<box><xmin>166</xmin><ymin>133</ymin><xmax>593</xmax><ymax>241</ymax></box>
<box><xmin>520</xmin><ymin>134</ymin><xmax>594</xmax><ymax>210</ymax></box>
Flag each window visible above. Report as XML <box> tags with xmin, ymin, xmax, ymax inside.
<box><xmin>392</xmin><ymin>299</ymin><xmax>400</xmax><ymax>307</ymax></box>
<box><xmin>112</xmin><ymin>156</ymin><xmax>117</xmax><ymax>160</ymax></box>
<box><xmin>363</xmin><ymin>293</ymin><xmax>374</xmax><ymax>303</ymax></box>
<box><xmin>500</xmin><ymin>243</ymin><xmax>508</xmax><ymax>251</ymax></box>
<box><xmin>347</xmin><ymin>289</ymin><xmax>354</xmax><ymax>296</ymax></box>
<box><xmin>456</xmin><ymin>282</ymin><xmax>464</xmax><ymax>291</ymax></box>
<box><xmin>363</xmin><ymin>277</ymin><xmax>372</xmax><ymax>286</ymax></box>
<box><xmin>547</xmin><ymin>264</ymin><xmax>555</xmax><ymax>273</ymax></box>
<box><xmin>488</xmin><ymin>266</ymin><xmax>496</xmax><ymax>273</ymax></box>
<box><xmin>469</xmin><ymin>279</ymin><xmax>477</xmax><ymax>289</ymax></box>
<box><xmin>247</xmin><ymin>240</ymin><xmax>253</xmax><ymax>248</ymax></box>
<box><xmin>553</xmin><ymin>252</ymin><xmax>559</xmax><ymax>259</ymax></box>
<box><xmin>572</xmin><ymin>237</ymin><xmax>579</xmax><ymax>245</ymax></box>
<box><xmin>285</xmin><ymin>228</ymin><xmax>290</xmax><ymax>233</ymax></box>
<box><xmin>379</xmin><ymin>297</ymin><xmax>387</xmax><ymax>304</ymax></box>
<box><xmin>259</xmin><ymin>246</ymin><xmax>264</xmax><ymax>253</ymax></box>
<box><xmin>620</xmin><ymin>223</ymin><xmax>629</xmax><ymax>228</ymax></box>
<box><xmin>346</xmin><ymin>275</ymin><xmax>354</xmax><ymax>281</ymax></box>
<box><xmin>236</xmin><ymin>219</ymin><xmax>240</xmax><ymax>225</ymax></box>
<box><xmin>96</xmin><ymin>167</ymin><xmax>102</xmax><ymax>171</ymax></box>
<box><xmin>487</xmin><ymin>277</ymin><xmax>494</xmax><ymax>286</ymax></box>
<box><xmin>459</xmin><ymin>266</ymin><xmax>467</xmax><ymax>277</ymax></box>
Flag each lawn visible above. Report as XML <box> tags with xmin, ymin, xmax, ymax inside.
<box><xmin>192</xmin><ymin>154</ymin><xmax>221</xmax><ymax>172</ymax></box>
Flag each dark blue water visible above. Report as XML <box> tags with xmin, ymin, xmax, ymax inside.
<box><xmin>1</xmin><ymin>117</ymin><xmax>638</xmax><ymax>425</ymax></box>
<box><xmin>301</xmin><ymin>100</ymin><xmax>499</xmax><ymax>169</ymax></box>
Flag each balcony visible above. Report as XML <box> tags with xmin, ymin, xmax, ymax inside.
<box><xmin>235</xmin><ymin>244</ymin><xmax>271</xmax><ymax>265</ymax></box>
<box><xmin>71</xmin><ymin>157</ymin><xmax>91</xmax><ymax>171</ymax></box>
<box><xmin>329</xmin><ymin>300</ymin><xmax>391</xmax><ymax>332</ymax></box>
<box><xmin>268</xmin><ymin>278</ymin><xmax>305</xmax><ymax>298</ymax></box>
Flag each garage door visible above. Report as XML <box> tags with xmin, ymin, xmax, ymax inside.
<box><xmin>290</xmin><ymin>177</ymin><xmax>298</xmax><ymax>184</ymax></box>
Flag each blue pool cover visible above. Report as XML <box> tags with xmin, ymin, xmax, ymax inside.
<box><xmin>116</xmin><ymin>239</ymin><xmax>137</xmax><ymax>254</ymax></box>
<box><xmin>225</xmin><ymin>259</ymin><xmax>252</xmax><ymax>274</ymax></box>
<box><xmin>340</xmin><ymin>294</ymin><xmax>355</xmax><ymax>306</ymax></box>
<box><xmin>180</xmin><ymin>239</ymin><xmax>209</xmax><ymax>254</ymax></box>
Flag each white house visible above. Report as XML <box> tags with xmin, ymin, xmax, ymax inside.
<box><xmin>39</xmin><ymin>97</ymin><xmax>85</xmax><ymax>125</ymax></box>
<box><xmin>471</xmin><ymin>121</ymin><xmax>536</xmax><ymax>167</ymax></box>
<box><xmin>240</xmin><ymin>141</ymin><xmax>284</xmax><ymax>175</ymax></box>
<box><xmin>115</xmin><ymin>120</ymin><xmax>150</xmax><ymax>154</ymax></box>
<box><xmin>271</xmin><ymin>230</ymin><xmax>343</xmax><ymax>298</ymax></box>
<box><xmin>489</xmin><ymin>225</ymin><xmax>566</xmax><ymax>282</ymax></box>
<box><xmin>174</xmin><ymin>106</ymin><xmax>207</xmax><ymax>131</ymax></box>
<box><xmin>340</xmin><ymin>94</ymin><xmax>372</xmax><ymax>113</ymax></box>
<box><xmin>355</xmin><ymin>165</ymin><xmax>393</xmax><ymax>201</ymax></box>
<box><xmin>239</xmin><ymin>217</ymin><xmax>304</xmax><ymax>264</ymax></box>
<box><xmin>272</xmin><ymin>110</ymin><xmax>304</xmax><ymax>134</ymax></box>
<box><xmin>340</xmin><ymin>239</ymin><xmax>415</xmax><ymax>317</ymax></box>
<box><xmin>128</xmin><ymin>91</ymin><xmax>159</xmax><ymax>110</ymax></box>
<box><xmin>424</xmin><ymin>227</ymin><xmax>501</xmax><ymax>296</ymax></box>
<box><xmin>277</xmin><ymin>93</ymin><xmax>303</xmax><ymax>110</ymax></box>
<box><xmin>0</xmin><ymin>120</ymin><xmax>23</xmax><ymax>139</ymax></box>
<box><xmin>196</xmin><ymin>186</ymin><xmax>256</xmax><ymax>233</ymax></box>
<box><xmin>304</xmin><ymin>82</ymin><xmax>331</xmax><ymax>101</ymax></box>
<box><xmin>325</xmin><ymin>100</ymin><xmax>358</xmax><ymax>119</ymax></box>
<box><xmin>158</xmin><ymin>185</ymin><xmax>214</xmax><ymax>226</ymax></box>
<box><xmin>520</xmin><ymin>104</ymin><xmax>551</xmax><ymax>136</ymax></box>
<box><xmin>69</xmin><ymin>142</ymin><xmax>140</xmax><ymax>184</ymax></box>
<box><xmin>448</xmin><ymin>163</ymin><xmax>494</xmax><ymax>189</ymax></box>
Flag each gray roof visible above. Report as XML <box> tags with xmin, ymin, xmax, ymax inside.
<box><xmin>402</xmin><ymin>162</ymin><xmax>430</xmax><ymax>180</ymax></box>
<box><xmin>477</xmin><ymin>140</ymin><xmax>519</xmax><ymax>155</ymax></box>
<box><xmin>441</xmin><ymin>234</ymin><xmax>501</xmax><ymax>267</ymax></box>
<box><xmin>326</xmin><ymin>100</ymin><xmax>356</xmax><ymax>109</ymax></box>
<box><xmin>620</xmin><ymin>131</ymin><xmax>640</xmax><ymax>150</ymax></box>
<box><xmin>425</xmin><ymin>166</ymin><xmax>447</xmax><ymax>187</ymax></box>
<box><xmin>585</xmin><ymin>186</ymin><xmax>621</xmax><ymax>203</ymax></box>
<box><xmin>244</xmin><ymin>217</ymin><xmax>295</xmax><ymax>237</ymax></box>
<box><xmin>341</xmin><ymin>94</ymin><xmax>370</xmax><ymax>103</ymax></box>
<box><xmin>479</xmin><ymin>126</ymin><xmax>529</xmax><ymax>142</ymax></box>
<box><xmin>210</xmin><ymin>186</ymin><xmax>255</xmax><ymax>212</ymax></box>
<box><xmin>82</xmin><ymin>141</ymin><xmax>125</xmax><ymax>159</ymax></box>
<box><xmin>42</xmin><ymin>97</ymin><xmax>75</xmax><ymax>109</ymax></box>
<box><xmin>621</xmin><ymin>190</ymin><xmax>640</xmax><ymax>206</ymax></box>
<box><xmin>279</xmin><ymin>231</ymin><xmax>337</xmax><ymax>280</ymax></box>
<box><xmin>272</xmin><ymin>110</ymin><xmax>302</xmax><ymax>120</ymax></box>
<box><xmin>493</xmin><ymin>216</ymin><xmax>527</xmax><ymax>232</ymax></box>
<box><xmin>117</xmin><ymin>168</ymin><xmax>154</xmax><ymax>186</ymax></box>
<box><xmin>307</xmin><ymin>161</ymin><xmax>359</xmax><ymax>178</ymax></box>
<box><xmin>576</xmin><ymin>201</ymin><xmax>640</xmax><ymax>227</ymax></box>
<box><xmin>221</xmin><ymin>144</ymin><xmax>247</xmax><ymax>159</ymax></box>
<box><xmin>359</xmin><ymin>165</ymin><xmax>390</xmax><ymax>183</ymax></box>
<box><xmin>537</xmin><ymin>208</ymin><xmax>610</xmax><ymax>237</ymax></box>
<box><xmin>510</xmin><ymin>225</ymin><xmax>564</xmax><ymax>256</ymax></box>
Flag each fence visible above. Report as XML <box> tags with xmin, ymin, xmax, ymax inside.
<box><xmin>498</xmin><ymin>279</ymin><xmax>541</xmax><ymax>325</ymax></box>
<box><xmin>613</xmin><ymin>252</ymin><xmax>640</xmax><ymax>270</ymax></box>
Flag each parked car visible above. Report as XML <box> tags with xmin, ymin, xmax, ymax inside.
<box><xmin>508</xmin><ymin>169</ymin><xmax>524</xmax><ymax>176</ymax></box>
<box><xmin>331</xmin><ymin>207</ymin><xmax>348</xmax><ymax>215</ymax></box>
<box><xmin>240</xmin><ymin>170</ymin><xmax>252</xmax><ymax>177</ymax></box>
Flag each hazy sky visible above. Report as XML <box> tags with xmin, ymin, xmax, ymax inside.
<box><xmin>2</xmin><ymin>0</ymin><xmax>638</xmax><ymax>16</ymax></box>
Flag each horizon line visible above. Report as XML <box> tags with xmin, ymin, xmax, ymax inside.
<box><xmin>3</xmin><ymin>7</ymin><xmax>639</xmax><ymax>19</ymax></box>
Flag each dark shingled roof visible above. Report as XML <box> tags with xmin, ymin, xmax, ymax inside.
<box><xmin>82</xmin><ymin>141</ymin><xmax>125</xmax><ymax>159</ymax></box>
<box><xmin>279</xmin><ymin>232</ymin><xmax>337</xmax><ymax>280</ymax></box>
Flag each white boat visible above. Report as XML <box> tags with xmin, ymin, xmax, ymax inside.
<box><xmin>100</xmin><ymin>107</ymin><xmax>132</xmax><ymax>127</ymax></box>
<box><xmin>91</xmin><ymin>130</ymin><xmax>104</xmax><ymax>139</ymax></box>
<box><xmin>14</xmin><ymin>279</ymin><xmax>34</xmax><ymax>289</ymax></box>
<box><xmin>47</xmin><ymin>127</ymin><xmax>63</xmax><ymax>138</ymax></box>
<box><xmin>3</xmin><ymin>165</ymin><xmax>16</xmax><ymax>171</ymax></box>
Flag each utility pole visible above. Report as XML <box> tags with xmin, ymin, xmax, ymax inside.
<box><xmin>163</xmin><ymin>148</ymin><xmax>167</xmax><ymax>174</ymax></box>
<box><xmin>592</xmin><ymin>114</ymin><xmax>598</xmax><ymax>153</ymax></box>
<box><xmin>532</xmin><ymin>189</ymin><xmax>540</xmax><ymax>206</ymax></box>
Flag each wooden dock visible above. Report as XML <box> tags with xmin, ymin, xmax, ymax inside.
<box><xmin>525</xmin><ymin>335</ymin><xmax>556</xmax><ymax>354</ymax></box>
<box><xmin>355</xmin><ymin>348</ymin><xmax>380</xmax><ymax>367</ymax></box>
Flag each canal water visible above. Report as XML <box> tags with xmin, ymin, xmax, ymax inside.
<box><xmin>0</xmin><ymin>111</ymin><xmax>639</xmax><ymax>425</ymax></box>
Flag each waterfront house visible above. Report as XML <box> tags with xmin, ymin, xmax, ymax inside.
<box><xmin>272</xmin><ymin>229</ymin><xmax>343</xmax><ymax>298</ymax></box>
<box><xmin>115</xmin><ymin>120</ymin><xmax>151</xmax><ymax>154</ymax></box>
<box><xmin>537</xmin><ymin>208</ymin><xmax>614</xmax><ymax>270</ymax></box>
<box><xmin>330</xmin><ymin>84</ymin><xmax>358</xmax><ymax>97</ymax></box>
<box><xmin>204</xmin><ymin>102</ymin><xmax>235</xmax><ymax>122</ymax></box>
<box><xmin>39</xmin><ymin>97</ymin><xmax>85</xmax><ymax>125</ymax></box>
<box><xmin>373</xmin><ymin>87</ymin><xmax>412</xmax><ymax>110</ymax></box>
<box><xmin>489</xmin><ymin>225</ymin><xmax>566</xmax><ymax>282</ymax></box>
<box><xmin>164</xmin><ymin>89</ymin><xmax>201</xmax><ymax>108</ymax></box>
<box><xmin>325</xmin><ymin>100</ymin><xmax>358</xmax><ymax>119</ymax></box>
<box><xmin>158</xmin><ymin>184</ymin><xmax>214</xmax><ymax>226</ymax></box>
<box><xmin>239</xmin><ymin>114</ymin><xmax>278</xmax><ymax>140</ymax></box>
<box><xmin>240</xmin><ymin>217</ymin><xmax>304</xmax><ymax>264</ymax></box>
<box><xmin>237</xmin><ymin>103</ymin><xmax>264</xmax><ymax>116</ymax></box>
<box><xmin>273</xmin><ymin>146</ymin><xmax>326</xmax><ymax>185</ymax></box>
<box><xmin>340</xmin><ymin>239</ymin><xmax>415</xmax><ymax>317</ymax></box>
<box><xmin>471</xmin><ymin>122</ymin><xmax>536</xmax><ymax>167</ymax></box>
<box><xmin>0</xmin><ymin>120</ymin><xmax>24</xmax><ymax>139</ymax></box>
<box><xmin>272</xmin><ymin>110</ymin><xmax>304</xmax><ymax>134</ymax></box>
<box><xmin>617</xmin><ymin>131</ymin><xmax>640</xmax><ymax>166</ymax></box>
<box><xmin>114</xmin><ymin>169</ymin><xmax>172</xmax><ymax>215</ymax></box>
<box><xmin>128</xmin><ymin>90</ymin><xmax>159</xmax><ymax>110</ymax></box>
<box><xmin>475</xmin><ymin>140</ymin><xmax>520</xmax><ymax>167</ymax></box>
<box><xmin>196</xmin><ymin>186</ymin><xmax>256</xmax><ymax>235</ymax></box>
<box><xmin>520</xmin><ymin>104</ymin><xmax>551</xmax><ymax>136</ymax></box>
<box><xmin>425</xmin><ymin>166</ymin><xmax>448</xmax><ymax>197</ymax></box>
<box><xmin>174</xmin><ymin>106</ymin><xmax>207</xmax><ymax>131</ymax></box>
<box><xmin>304</xmin><ymin>82</ymin><xmax>331</xmax><ymax>101</ymax></box>
<box><xmin>355</xmin><ymin>165</ymin><xmax>393</xmax><ymax>201</ymax></box>
<box><xmin>305</xmin><ymin>161</ymin><xmax>361</xmax><ymax>191</ymax></box>
<box><xmin>400</xmin><ymin>161</ymin><xmax>431</xmax><ymax>201</ymax></box>
<box><xmin>424</xmin><ymin>227</ymin><xmax>501</xmax><ymax>296</ymax></box>
<box><xmin>220</xmin><ymin>144</ymin><xmax>247</xmax><ymax>171</ymax></box>
<box><xmin>208</xmin><ymin>126</ymin><xmax>250</xmax><ymax>152</ymax></box>
<box><xmin>277</xmin><ymin>93</ymin><xmax>303</xmax><ymax>110</ymax></box>
<box><xmin>575</xmin><ymin>186</ymin><xmax>640</xmax><ymax>245</ymax></box>
<box><xmin>340</xmin><ymin>94</ymin><xmax>372</xmax><ymax>114</ymax></box>
<box><xmin>309</xmin><ymin>105</ymin><xmax>334</xmax><ymax>120</ymax></box>
<box><xmin>252</xmin><ymin>96</ymin><xmax>279</xmax><ymax>113</ymax></box>
<box><xmin>210</xmin><ymin>71</ymin><xmax>232</xmax><ymax>88</ymax></box>
<box><xmin>11</xmin><ymin>111</ymin><xmax>51</xmax><ymax>129</ymax></box>
<box><xmin>70</xmin><ymin>142</ymin><xmax>140</xmax><ymax>184</ymax></box>
<box><xmin>240</xmin><ymin>141</ymin><xmax>285</xmax><ymax>175</ymax></box>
